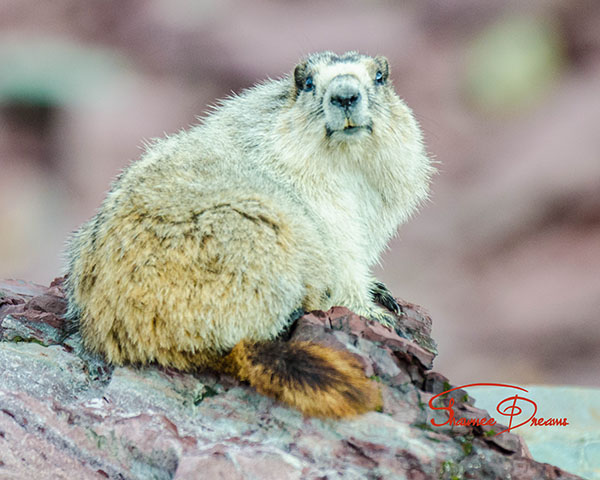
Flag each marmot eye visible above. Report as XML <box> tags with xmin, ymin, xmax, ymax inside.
<box><xmin>304</xmin><ymin>76</ymin><xmax>314</xmax><ymax>92</ymax></box>
<box><xmin>375</xmin><ymin>71</ymin><xmax>385</xmax><ymax>85</ymax></box>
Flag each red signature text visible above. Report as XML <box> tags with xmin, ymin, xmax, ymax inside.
<box><xmin>428</xmin><ymin>383</ymin><xmax>569</xmax><ymax>435</ymax></box>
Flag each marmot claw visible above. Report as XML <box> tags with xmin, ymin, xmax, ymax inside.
<box><xmin>370</xmin><ymin>281</ymin><xmax>402</xmax><ymax>315</ymax></box>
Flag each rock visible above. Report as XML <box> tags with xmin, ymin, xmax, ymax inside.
<box><xmin>0</xmin><ymin>278</ymin><xmax>583</xmax><ymax>479</ymax></box>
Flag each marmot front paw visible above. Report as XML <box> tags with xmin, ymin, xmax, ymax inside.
<box><xmin>370</xmin><ymin>281</ymin><xmax>402</xmax><ymax>315</ymax></box>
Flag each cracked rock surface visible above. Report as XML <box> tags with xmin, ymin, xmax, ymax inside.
<box><xmin>0</xmin><ymin>278</ymin><xmax>583</xmax><ymax>479</ymax></box>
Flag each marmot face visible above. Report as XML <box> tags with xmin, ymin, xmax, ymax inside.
<box><xmin>293</xmin><ymin>51</ymin><xmax>393</xmax><ymax>144</ymax></box>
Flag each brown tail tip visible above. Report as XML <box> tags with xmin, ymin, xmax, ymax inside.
<box><xmin>223</xmin><ymin>340</ymin><xmax>381</xmax><ymax>418</ymax></box>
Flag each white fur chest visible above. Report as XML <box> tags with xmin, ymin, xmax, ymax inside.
<box><xmin>302</xmin><ymin>167</ymin><xmax>396</xmax><ymax>269</ymax></box>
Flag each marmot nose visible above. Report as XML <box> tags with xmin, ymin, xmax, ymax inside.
<box><xmin>330</xmin><ymin>91</ymin><xmax>361</xmax><ymax>110</ymax></box>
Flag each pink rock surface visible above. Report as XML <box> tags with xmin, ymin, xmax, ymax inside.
<box><xmin>0</xmin><ymin>279</ymin><xmax>583</xmax><ymax>479</ymax></box>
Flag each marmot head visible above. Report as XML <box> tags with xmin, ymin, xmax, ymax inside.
<box><xmin>292</xmin><ymin>51</ymin><xmax>397</xmax><ymax>145</ymax></box>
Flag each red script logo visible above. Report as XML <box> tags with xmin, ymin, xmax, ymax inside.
<box><xmin>428</xmin><ymin>383</ymin><xmax>569</xmax><ymax>436</ymax></box>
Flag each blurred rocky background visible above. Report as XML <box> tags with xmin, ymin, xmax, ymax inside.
<box><xmin>1</xmin><ymin>0</ymin><xmax>599</xmax><ymax>388</ymax></box>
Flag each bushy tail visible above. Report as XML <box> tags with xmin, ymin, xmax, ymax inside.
<box><xmin>214</xmin><ymin>340</ymin><xmax>381</xmax><ymax>418</ymax></box>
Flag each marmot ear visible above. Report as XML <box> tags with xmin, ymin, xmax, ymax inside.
<box><xmin>374</xmin><ymin>56</ymin><xmax>390</xmax><ymax>80</ymax></box>
<box><xmin>294</xmin><ymin>62</ymin><xmax>308</xmax><ymax>92</ymax></box>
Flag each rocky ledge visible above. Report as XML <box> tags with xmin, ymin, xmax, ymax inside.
<box><xmin>0</xmin><ymin>278</ymin><xmax>582</xmax><ymax>479</ymax></box>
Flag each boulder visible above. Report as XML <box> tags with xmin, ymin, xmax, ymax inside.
<box><xmin>0</xmin><ymin>278</ymin><xmax>582</xmax><ymax>479</ymax></box>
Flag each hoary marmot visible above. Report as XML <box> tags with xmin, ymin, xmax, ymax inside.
<box><xmin>65</xmin><ymin>51</ymin><xmax>434</xmax><ymax>418</ymax></box>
